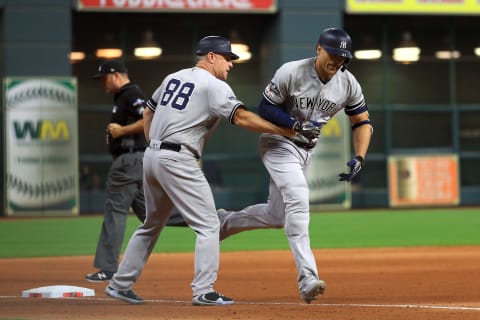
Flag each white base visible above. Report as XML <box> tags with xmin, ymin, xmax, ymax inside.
<box><xmin>22</xmin><ymin>285</ymin><xmax>95</xmax><ymax>298</ymax></box>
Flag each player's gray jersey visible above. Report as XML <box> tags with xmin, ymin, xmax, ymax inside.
<box><xmin>264</xmin><ymin>57</ymin><xmax>367</xmax><ymax>131</ymax></box>
<box><xmin>147</xmin><ymin>67</ymin><xmax>243</xmax><ymax>158</ymax></box>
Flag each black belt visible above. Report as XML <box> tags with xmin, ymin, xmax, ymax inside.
<box><xmin>149</xmin><ymin>140</ymin><xmax>181</xmax><ymax>152</ymax></box>
<box><xmin>292</xmin><ymin>139</ymin><xmax>315</xmax><ymax>150</ymax></box>
<box><xmin>159</xmin><ymin>141</ymin><xmax>181</xmax><ymax>152</ymax></box>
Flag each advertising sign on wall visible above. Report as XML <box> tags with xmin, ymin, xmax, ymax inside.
<box><xmin>307</xmin><ymin>112</ymin><xmax>351</xmax><ymax>210</ymax></box>
<box><xmin>388</xmin><ymin>154</ymin><xmax>459</xmax><ymax>207</ymax></box>
<box><xmin>77</xmin><ymin>0</ymin><xmax>277</xmax><ymax>12</ymax></box>
<box><xmin>347</xmin><ymin>0</ymin><xmax>480</xmax><ymax>15</ymax></box>
<box><xmin>4</xmin><ymin>78</ymin><xmax>79</xmax><ymax>216</ymax></box>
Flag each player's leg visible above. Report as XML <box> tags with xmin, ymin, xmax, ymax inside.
<box><xmin>105</xmin><ymin>182</ymin><xmax>173</xmax><ymax>304</ymax></box>
<box><xmin>108</xmin><ymin>149</ymin><xmax>174</xmax><ymax>294</ymax></box>
<box><xmin>130</xmin><ymin>183</ymin><xmax>146</xmax><ymax>222</ymax></box>
<box><xmin>94</xmin><ymin>183</ymin><xmax>139</xmax><ymax>269</ymax></box>
<box><xmin>161</xmin><ymin>154</ymin><xmax>222</xmax><ymax>297</ymax></box>
<box><xmin>88</xmin><ymin>155</ymin><xmax>141</xmax><ymax>280</ymax></box>
<box><xmin>127</xmin><ymin>151</ymin><xmax>146</xmax><ymax>222</ymax></box>
<box><xmin>218</xmin><ymin>138</ymin><xmax>289</xmax><ymax>240</ymax></box>
<box><xmin>152</xmin><ymin>151</ymin><xmax>233</xmax><ymax>304</ymax></box>
<box><xmin>219</xmin><ymin>180</ymin><xmax>285</xmax><ymax>240</ymax></box>
<box><xmin>281</xmin><ymin>174</ymin><xmax>324</xmax><ymax>301</ymax></box>
<box><xmin>255</xmin><ymin>139</ymin><xmax>323</xmax><ymax>301</ymax></box>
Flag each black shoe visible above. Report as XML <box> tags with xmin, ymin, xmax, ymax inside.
<box><xmin>105</xmin><ymin>286</ymin><xmax>144</xmax><ymax>304</ymax></box>
<box><xmin>192</xmin><ymin>291</ymin><xmax>234</xmax><ymax>306</ymax></box>
<box><xmin>85</xmin><ymin>270</ymin><xmax>114</xmax><ymax>283</ymax></box>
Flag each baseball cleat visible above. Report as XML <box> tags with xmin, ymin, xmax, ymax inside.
<box><xmin>85</xmin><ymin>270</ymin><xmax>114</xmax><ymax>283</ymax></box>
<box><xmin>300</xmin><ymin>279</ymin><xmax>326</xmax><ymax>304</ymax></box>
<box><xmin>192</xmin><ymin>291</ymin><xmax>234</xmax><ymax>306</ymax></box>
<box><xmin>105</xmin><ymin>286</ymin><xmax>144</xmax><ymax>304</ymax></box>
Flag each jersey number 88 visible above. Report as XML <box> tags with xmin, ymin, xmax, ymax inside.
<box><xmin>160</xmin><ymin>78</ymin><xmax>195</xmax><ymax>110</ymax></box>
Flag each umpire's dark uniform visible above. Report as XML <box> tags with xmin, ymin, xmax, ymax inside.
<box><xmin>94</xmin><ymin>80</ymin><xmax>147</xmax><ymax>274</ymax></box>
<box><xmin>85</xmin><ymin>60</ymin><xmax>148</xmax><ymax>282</ymax></box>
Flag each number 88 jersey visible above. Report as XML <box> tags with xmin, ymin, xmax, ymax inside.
<box><xmin>146</xmin><ymin>67</ymin><xmax>244</xmax><ymax>158</ymax></box>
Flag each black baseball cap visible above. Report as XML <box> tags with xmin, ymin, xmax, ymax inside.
<box><xmin>92</xmin><ymin>60</ymin><xmax>128</xmax><ymax>79</ymax></box>
<box><xmin>196</xmin><ymin>36</ymin><xmax>239</xmax><ymax>60</ymax></box>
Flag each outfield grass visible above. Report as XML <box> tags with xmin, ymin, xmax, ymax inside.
<box><xmin>0</xmin><ymin>208</ymin><xmax>479</xmax><ymax>258</ymax></box>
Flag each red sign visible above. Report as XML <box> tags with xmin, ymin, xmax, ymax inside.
<box><xmin>77</xmin><ymin>0</ymin><xmax>277</xmax><ymax>12</ymax></box>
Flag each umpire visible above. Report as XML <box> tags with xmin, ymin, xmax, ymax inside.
<box><xmin>86</xmin><ymin>60</ymin><xmax>147</xmax><ymax>282</ymax></box>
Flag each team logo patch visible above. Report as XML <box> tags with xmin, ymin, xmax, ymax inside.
<box><xmin>132</xmin><ymin>98</ymin><xmax>145</xmax><ymax>107</ymax></box>
<box><xmin>266</xmin><ymin>81</ymin><xmax>280</xmax><ymax>97</ymax></box>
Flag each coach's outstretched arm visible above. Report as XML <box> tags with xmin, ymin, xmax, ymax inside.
<box><xmin>232</xmin><ymin>107</ymin><xmax>294</xmax><ymax>137</ymax></box>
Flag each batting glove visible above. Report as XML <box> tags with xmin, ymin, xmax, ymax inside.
<box><xmin>293</xmin><ymin>121</ymin><xmax>322</xmax><ymax>140</ymax></box>
<box><xmin>339</xmin><ymin>156</ymin><xmax>364</xmax><ymax>182</ymax></box>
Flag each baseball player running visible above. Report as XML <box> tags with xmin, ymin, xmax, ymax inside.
<box><xmin>218</xmin><ymin>28</ymin><xmax>373</xmax><ymax>303</ymax></box>
<box><xmin>105</xmin><ymin>36</ymin><xmax>298</xmax><ymax>306</ymax></box>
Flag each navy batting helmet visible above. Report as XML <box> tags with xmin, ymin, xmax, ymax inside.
<box><xmin>317</xmin><ymin>28</ymin><xmax>352</xmax><ymax>71</ymax></box>
<box><xmin>196</xmin><ymin>36</ymin><xmax>239</xmax><ymax>60</ymax></box>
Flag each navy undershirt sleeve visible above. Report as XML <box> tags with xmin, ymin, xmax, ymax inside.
<box><xmin>258</xmin><ymin>97</ymin><xmax>296</xmax><ymax>129</ymax></box>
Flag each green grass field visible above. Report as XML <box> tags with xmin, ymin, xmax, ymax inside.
<box><xmin>0</xmin><ymin>208</ymin><xmax>479</xmax><ymax>258</ymax></box>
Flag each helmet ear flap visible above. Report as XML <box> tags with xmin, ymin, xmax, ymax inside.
<box><xmin>341</xmin><ymin>58</ymin><xmax>351</xmax><ymax>72</ymax></box>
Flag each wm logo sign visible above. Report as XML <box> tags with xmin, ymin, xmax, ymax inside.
<box><xmin>14</xmin><ymin>120</ymin><xmax>70</xmax><ymax>140</ymax></box>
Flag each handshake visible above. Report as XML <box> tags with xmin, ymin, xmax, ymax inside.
<box><xmin>293</xmin><ymin>121</ymin><xmax>322</xmax><ymax>140</ymax></box>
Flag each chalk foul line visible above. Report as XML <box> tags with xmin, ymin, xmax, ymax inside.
<box><xmin>1</xmin><ymin>295</ymin><xmax>479</xmax><ymax>311</ymax></box>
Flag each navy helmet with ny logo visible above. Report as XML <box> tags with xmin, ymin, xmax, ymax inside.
<box><xmin>317</xmin><ymin>28</ymin><xmax>353</xmax><ymax>71</ymax></box>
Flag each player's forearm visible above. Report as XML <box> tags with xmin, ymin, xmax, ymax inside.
<box><xmin>234</xmin><ymin>108</ymin><xmax>294</xmax><ymax>137</ymax></box>
<box><xmin>353</xmin><ymin>125</ymin><xmax>371</xmax><ymax>159</ymax></box>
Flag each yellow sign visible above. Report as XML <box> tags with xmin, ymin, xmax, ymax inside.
<box><xmin>346</xmin><ymin>0</ymin><xmax>480</xmax><ymax>15</ymax></box>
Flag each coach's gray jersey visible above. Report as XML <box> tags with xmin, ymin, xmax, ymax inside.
<box><xmin>147</xmin><ymin>67</ymin><xmax>243</xmax><ymax>158</ymax></box>
<box><xmin>264</xmin><ymin>57</ymin><xmax>366</xmax><ymax>134</ymax></box>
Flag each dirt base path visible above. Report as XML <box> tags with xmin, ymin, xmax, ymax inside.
<box><xmin>1</xmin><ymin>246</ymin><xmax>479</xmax><ymax>320</ymax></box>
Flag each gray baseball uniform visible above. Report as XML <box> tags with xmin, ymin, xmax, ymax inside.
<box><xmin>219</xmin><ymin>57</ymin><xmax>367</xmax><ymax>293</ymax></box>
<box><xmin>109</xmin><ymin>66</ymin><xmax>243</xmax><ymax>296</ymax></box>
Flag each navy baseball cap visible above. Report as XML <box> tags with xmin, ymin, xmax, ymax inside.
<box><xmin>92</xmin><ymin>60</ymin><xmax>128</xmax><ymax>79</ymax></box>
<box><xmin>196</xmin><ymin>36</ymin><xmax>239</xmax><ymax>60</ymax></box>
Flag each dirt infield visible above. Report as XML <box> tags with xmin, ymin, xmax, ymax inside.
<box><xmin>1</xmin><ymin>246</ymin><xmax>479</xmax><ymax>320</ymax></box>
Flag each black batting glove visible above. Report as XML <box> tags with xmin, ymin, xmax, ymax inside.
<box><xmin>339</xmin><ymin>156</ymin><xmax>364</xmax><ymax>182</ymax></box>
<box><xmin>293</xmin><ymin>121</ymin><xmax>322</xmax><ymax>140</ymax></box>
